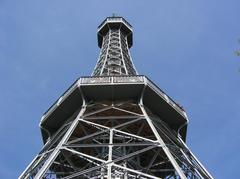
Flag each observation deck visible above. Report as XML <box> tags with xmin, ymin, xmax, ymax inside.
<box><xmin>40</xmin><ymin>76</ymin><xmax>188</xmax><ymax>144</ymax></box>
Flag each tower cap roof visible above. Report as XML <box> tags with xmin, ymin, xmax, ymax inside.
<box><xmin>97</xmin><ymin>16</ymin><xmax>133</xmax><ymax>48</ymax></box>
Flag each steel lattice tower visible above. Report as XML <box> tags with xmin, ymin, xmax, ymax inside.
<box><xmin>20</xmin><ymin>17</ymin><xmax>213</xmax><ymax>179</ymax></box>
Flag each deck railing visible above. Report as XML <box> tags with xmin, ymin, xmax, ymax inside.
<box><xmin>41</xmin><ymin>75</ymin><xmax>186</xmax><ymax>123</ymax></box>
<box><xmin>98</xmin><ymin>17</ymin><xmax>132</xmax><ymax>31</ymax></box>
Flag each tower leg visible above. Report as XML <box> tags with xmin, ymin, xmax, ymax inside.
<box><xmin>19</xmin><ymin>106</ymin><xmax>86</xmax><ymax>179</ymax></box>
<box><xmin>20</xmin><ymin>100</ymin><xmax>213</xmax><ymax>179</ymax></box>
<box><xmin>139</xmin><ymin>102</ymin><xmax>187</xmax><ymax>179</ymax></box>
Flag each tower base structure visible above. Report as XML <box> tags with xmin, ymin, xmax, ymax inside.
<box><xmin>19</xmin><ymin>76</ymin><xmax>213</xmax><ymax>179</ymax></box>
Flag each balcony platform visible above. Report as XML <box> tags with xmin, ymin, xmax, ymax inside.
<box><xmin>40</xmin><ymin>76</ymin><xmax>188</xmax><ymax>143</ymax></box>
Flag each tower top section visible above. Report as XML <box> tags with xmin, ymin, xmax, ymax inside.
<box><xmin>93</xmin><ymin>16</ymin><xmax>137</xmax><ymax>76</ymax></box>
<box><xmin>97</xmin><ymin>16</ymin><xmax>133</xmax><ymax>48</ymax></box>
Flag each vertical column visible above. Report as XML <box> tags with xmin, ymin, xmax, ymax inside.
<box><xmin>139</xmin><ymin>103</ymin><xmax>187</xmax><ymax>179</ymax></box>
<box><xmin>123</xmin><ymin>137</ymin><xmax>128</xmax><ymax>179</ymax></box>
<box><xmin>107</xmin><ymin>129</ymin><xmax>113</xmax><ymax>178</ymax></box>
<box><xmin>100</xmin><ymin>30</ymin><xmax>111</xmax><ymax>76</ymax></box>
<box><xmin>119</xmin><ymin>30</ymin><xmax>128</xmax><ymax>75</ymax></box>
<box><xmin>139</xmin><ymin>85</ymin><xmax>187</xmax><ymax>179</ymax></box>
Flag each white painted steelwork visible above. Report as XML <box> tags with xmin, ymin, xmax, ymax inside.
<box><xmin>20</xmin><ymin>16</ymin><xmax>213</xmax><ymax>179</ymax></box>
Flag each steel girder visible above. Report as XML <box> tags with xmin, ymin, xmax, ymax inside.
<box><xmin>19</xmin><ymin>100</ymin><xmax>213</xmax><ymax>179</ymax></box>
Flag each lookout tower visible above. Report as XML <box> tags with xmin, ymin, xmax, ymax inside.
<box><xmin>20</xmin><ymin>17</ymin><xmax>213</xmax><ymax>179</ymax></box>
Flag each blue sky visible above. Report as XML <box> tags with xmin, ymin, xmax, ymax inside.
<box><xmin>0</xmin><ymin>0</ymin><xmax>240</xmax><ymax>178</ymax></box>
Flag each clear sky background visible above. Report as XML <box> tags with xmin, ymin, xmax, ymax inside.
<box><xmin>0</xmin><ymin>0</ymin><xmax>239</xmax><ymax>178</ymax></box>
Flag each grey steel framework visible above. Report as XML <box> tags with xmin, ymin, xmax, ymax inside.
<box><xmin>93</xmin><ymin>17</ymin><xmax>137</xmax><ymax>76</ymax></box>
<box><xmin>20</xmin><ymin>17</ymin><xmax>213</xmax><ymax>179</ymax></box>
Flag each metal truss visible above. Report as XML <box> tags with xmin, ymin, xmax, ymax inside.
<box><xmin>92</xmin><ymin>29</ymin><xmax>137</xmax><ymax>76</ymax></box>
<box><xmin>20</xmin><ymin>16</ymin><xmax>213</xmax><ymax>179</ymax></box>
<box><xmin>19</xmin><ymin>100</ymin><xmax>213</xmax><ymax>179</ymax></box>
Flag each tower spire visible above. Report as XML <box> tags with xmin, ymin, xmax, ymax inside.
<box><xmin>92</xmin><ymin>17</ymin><xmax>137</xmax><ymax>76</ymax></box>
